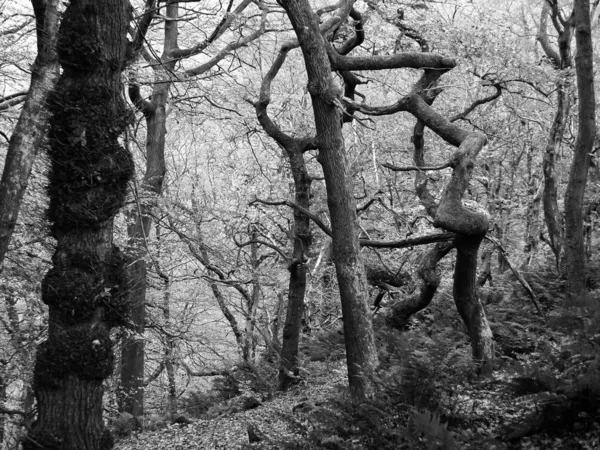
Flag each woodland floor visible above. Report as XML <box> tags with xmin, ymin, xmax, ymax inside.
<box><xmin>113</xmin><ymin>271</ymin><xmax>600</xmax><ymax>450</ymax></box>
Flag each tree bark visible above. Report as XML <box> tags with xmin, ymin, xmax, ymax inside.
<box><xmin>120</xmin><ymin>2</ymin><xmax>171</xmax><ymax>419</ymax></box>
<box><xmin>404</xmin><ymin>94</ymin><xmax>494</xmax><ymax>372</ymax></box>
<box><xmin>0</xmin><ymin>0</ymin><xmax>59</xmax><ymax>273</ymax></box>
<box><xmin>523</xmin><ymin>147</ymin><xmax>543</xmax><ymax>269</ymax></box>
<box><xmin>279</xmin><ymin>146</ymin><xmax>312</xmax><ymax>390</ymax></box>
<box><xmin>252</xmin><ymin>39</ymin><xmax>316</xmax><ymax>390</ymax></box>
<box><xmin>564</xmin><ymin>0</ymin><xmax>595</xmax><ymax>299</ymax></box>
<box><xmin>386</xmin><ymin>242</ymin><xmax>453</xmax><ymax>329</ymax></box>
<box><xmin>453</xmin><ymin>234</ymin><xmax>494</xmax><ymax>373</ymax></box>
<box><xmin>538</xmin><ymin>2</ymin><xmax>574</xmax><ymax>269</ymax></box>
<box><xmin>542</xmin><ymin>80</ymin><xmax>571</xmax><ymax>266</ymax></box>
<box><xmin>24</xmin><ymin>1</ymin><xmax>133</xmax><ymax>448</ymax></box>
<box><xmin>280</xmin><ymin>0</ymin><xmax>379</xmax><ymax>397</ymax></box>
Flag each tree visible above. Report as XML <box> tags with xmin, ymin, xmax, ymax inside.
<box><xmin>277</xmin><ymin>0</ymin><xmax>381</xmax><ymax>397</ymax></box>
<box><xmin>23</xmin><ymin>0</ymin><xmax>133</xmax><ymax>448</ymax></box>
<box><xmin>0</xmin><ymin>0</ymin><xmax>59</xmax><ymax>273</ymax></box>
<box><xmin>253</xmin><ymin>35</ymin><xmax>318</xmax><ymax>388</ymax></box>
<box><xmin>120</xmin><ymin>0</ymin><xmax>268</xmax><ymax>417</ymax></box>
<box><xmin>564</xmin><ymin>0</ymin><xmax>596</xmax><ymax>298</ymax></box>
<box><xmin>277</xmin><ymin>0</ymin><xmax>497</xmax><ymax>377</ymax></box>
<box><xmin>538</xmin><ymin>0</ymin><xmax>574</xmax><ymax>270</ymax></box>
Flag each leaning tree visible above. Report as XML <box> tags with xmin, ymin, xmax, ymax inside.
<box><xmin>0</xmin><ymin>0</ymin><xmax>59</xmax><ymax>273</ymax></box>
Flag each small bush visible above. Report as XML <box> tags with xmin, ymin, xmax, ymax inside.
<box><xmin>141</xmin><ymin>414</ymin><xmax>168</xmax><ymax>431</ymax></box>
<box><xmin>181</xmin><ymin>390</ymin><xmax>222</xmax><ymax>418</ymax></box>
<box><xmin>111</xmin><ymin>412</ymin><xmax>138</xmax><ymax>438</ymax></box>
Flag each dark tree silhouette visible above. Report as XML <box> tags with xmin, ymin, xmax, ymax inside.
<box><xmin>24</xmin><ymin>1</ymin><xmax>133</xmax><ymax>448</ymax></box>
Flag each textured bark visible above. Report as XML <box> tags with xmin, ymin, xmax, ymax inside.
<box><xmin>477</xmin><ymin>247</ymin><xmax>493</xmax><ymax>287</ymax></box>
<box><xmin>453</xmin><ymin>234</ymin><xmax>494</xmax><ymax>374</ymax></box>
<box><xmin>386</xmin><ymin>242</ymin><xmax>453</xmax><ymax>329</ymax></box>
<box><xmin>24</xmin><ymin>1</ymin><xmax>133</xmax><ymax>449</ymax></box>
<box><xmin>161</xmin><ymin>275</ymin><xmax>177</xmax><ymax>418</ymax></box>
<box><xmin>542</xmin><ymin>80</ymin><xmax>571</xmax><ymax>266</ymax></box>
<box><xmin>402</xmin><ymin>86</ymin><xmax>494</xmax><ymax>371</ymax></box>
<box><xmin>538</xmin><ymin>2</ymin><xmax>575</xmax><ymax>269</ymax></box>
<box><xmin>0</xmin><ymin>0</ymin><xmax>59</xmax><ymax>273</ymax></box>
<box><xmin>280</xmin><ymin>0</ymin><xmax>379</xmax><ymax>397</ymax></box>
<box><xmin>243</xmin><ymin>231</ymin><xmax>261</xmax><ymax>362</ymax></box>
<box><xmin>119</xmin><ymin>75</ymin><xmax>168</xmax><ymax>420</ymax></box>
<box><xmin>523</xmin><ymin>149</ymin><xmax>543</xmax><ymax>268</ymax></box>
<box><xmin>564</xmin><ymin>0</ymin><xmax>595</xmax><ymax>299</ymax></box>
<box><xmin>120</xmin><ymin>1</ymin><xmax>172</xmax><ymax>417</ymax></box>
<box><xmin>279</xmin><ymin>148</ymin><xmax>312</xmax><ymax>390</ymax></box>
<box><xmin>118</xmin><ymin>258</ymin><xmax>146</xmax><ymax>417</ymax></box>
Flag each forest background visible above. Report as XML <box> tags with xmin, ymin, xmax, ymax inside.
<box><xmin>0</xmin><ymin>0</ymin><xmax>599</xmax><ymax>449</ymax></box>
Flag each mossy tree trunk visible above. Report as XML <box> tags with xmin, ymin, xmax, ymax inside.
<box><xmin>24</xmin><ymin>1</ymin><xmax>133</xmax><ymax>449</ymax></box>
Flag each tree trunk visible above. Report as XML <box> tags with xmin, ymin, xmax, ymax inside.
<box><xmin>162</xmin><ymin>275</ymin><xmax>177</xmax><ymax>418</ymax></box>
<box><xmin>280</xmin><ymin>0</ymin><xmax>379</xmax><ymax>397</ymax></box>
<box><xmin>523</xmin><ymin>147</ymin><xmax>543</xmax><ymax>269</ymax></box>
<box><xmin>476</xmin><ymin>246</ymin><xmax>493</xmax><ymax>287</ymax></box>
<box><xmin>453</xmin><ymin>234</ymin><xmax>494</xmax><ymax>374</ymax></box>
<box><xmin>386</xmin><ymin>242</ymin><xmax>453</xmax><ymax>329</ymax></box>
<box><xmin>0</xmin><ymin>0</ymin><xmax>59</xmax><ymax>273</ymax></box>
<box><xmin>403</xmin><ymin>79</ymin><xmax>495</xmax><ymax>371</ymax></box>
<box><xmin>24</xmin><ymin>1</ymin><xmax>133</xmax><ymax>449</ymax></box>
<box><xmin>542</xmin><ymin>80</ymin><xmax>571</xmax><ymax>267</ymax></box>
<box><xmin>279</xmin><ymin>145</ymin><xmax>312</xmax><ymax>390</ymax></box>
<box><xmin>538</xmin><ymin>2</ymin><xmax>574</xmax><ymax>270</ymax></box>
<box><xmin>243</xmin><ymin>231</ymin><xmax>261</xmax><ymax>362</ymax></box>
<box><xmin>119</xmin><ymin>28</ymin><xmax>170</xmax><ymax>420</ymax></box>
<box><xmin>564</xmin><ymin>0</ymin><xmax>595</xmax><ymax>299</ymax></box>
<box><xmin>118</xmin><ymin>256</ymin><xmax>146</xmax><ymax>418</ymax></box>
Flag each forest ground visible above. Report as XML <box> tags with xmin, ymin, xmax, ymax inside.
<box><xmin>113</xmin><ymin>269</ymin><xmax>600</xmax><ymax>450</ymax></box>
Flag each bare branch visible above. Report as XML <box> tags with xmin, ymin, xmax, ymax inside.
<box><xmin>485</xmin><ymin>235</ymin><xmax>545</xmax><ymax>318</ymax></box>
<box><xmin>251</xmin><ymin>197</ymin><xmax>332</xmax><ymax>236</ymax></box>
<box><xmin>173</xmin><ymin>0</ymin><xmax>253</xmax><ymax>60</ymax></box>
<box><xmin>131</xmin><ymin>0</ymin><xmax>158</xmax><ymax>58</ymax></box>
<box><xmin>0</xmin><ymin>405</ymin><xmax>27</xmax><ymax>416</ymax></box>
<box><xmin>0</xmin><ymin>94</ymin><xmax>27</xmax><ymax>111</ymax></box>
<box><xmin>360</xmin><ymin>232</ymin><xmax>455</xmax><ymax>249</ymax></box>
<box><xmin>449</xmin><ymin>81</ymin><xmax>502</xmax><ymax>122</ymax></box>
<box><xmin>381</xmin><ymin>162</ymin><xmax>451</xmax><ymax>172</ymax></box>
<box><xmin>184</xmin><ymin>5</ymin><xmax>268</xmax><ymax>77</ymax></box>
<box><xmin>234</xmin><ymin>238</ymin><xmax>291</xmax><ymax>263</ymax></box>
<box><xmin>329</xmin><ymin>47</ymin><xmax>456</xmax><ymax>72</ymax></box>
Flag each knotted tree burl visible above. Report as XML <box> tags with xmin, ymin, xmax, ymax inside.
<box><xmin>24</xmin><ymin>1</ymin><xmax>133</xmax><ymax>449</ymax></box>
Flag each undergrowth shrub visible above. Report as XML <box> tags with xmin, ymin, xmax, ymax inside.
<box><xmin>378</xmin><ymin>328</ymin><xmax>472</xmax><ymax>415</ymax></box>
<box><xmin>300</xmin><ymin>329</ymin><xmax>346</xmax><ymax>362</ymax></box>
<box><xmin>181</xmin><ymin>390</ymin><xmax>222</xmax><ymax>418</ymax></box>
<box><xmin>111</xmin><ymin>412</ymin><xmax>138</xmax><ymax>438</ymax></box>
<box><xmin>410</xmin><ymin>411</ymin><xmax>457</xmax><ymax>450</ymax></box>
<box><xmin>278</xmin><ymin>326</ymin><xmax>469</xmax><ymax>449</ymax></box>
<box><xmin>502</xmin><ymin>290</ymin><xmax>600</xmax><ymax>438</ymax></box>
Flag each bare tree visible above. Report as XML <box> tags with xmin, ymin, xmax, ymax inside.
<box><xmin>120</xmin><ymin>0</ymin><xmax>268</xmax><ymax>417</ymax></box>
